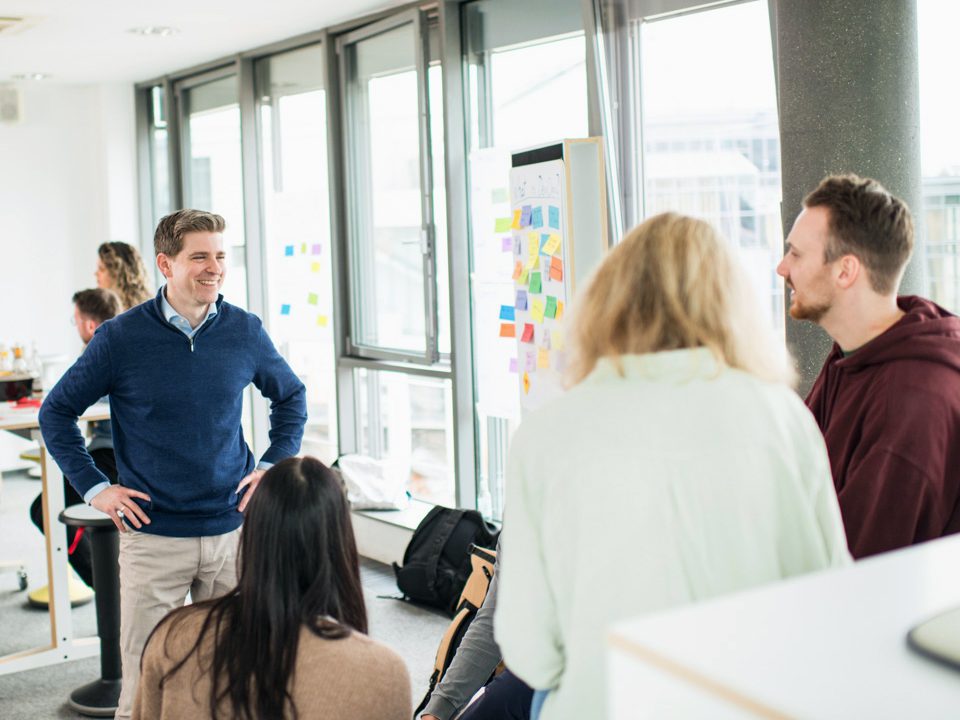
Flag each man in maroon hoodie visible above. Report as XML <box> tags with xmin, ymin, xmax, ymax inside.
<box><xmin>777</xmin><ymin>174</ymin><xmax>960</xmax><ymax>559</ymax></box>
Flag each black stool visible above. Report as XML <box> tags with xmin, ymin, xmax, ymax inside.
<box><xmin>59</xmin><ymin>504</ymin><xmax>121</xmax><ymax>717</ymax></box>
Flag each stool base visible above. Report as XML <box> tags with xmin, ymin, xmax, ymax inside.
<box><xmin>68</xmin><ymin>677</ymin><xmax>121</xmax><ymax>717</ymax></box>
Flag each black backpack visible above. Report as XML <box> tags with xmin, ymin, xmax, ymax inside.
<box><xmin>393</xmin><ymin>506</ymin><xmax>499</xmax><ymax>616</ymax></box>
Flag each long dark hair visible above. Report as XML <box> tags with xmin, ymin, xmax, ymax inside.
<box><xmin>149</xmin><ymin>456</ymin><xmax>367</xmax><ymax>720</ymax></box>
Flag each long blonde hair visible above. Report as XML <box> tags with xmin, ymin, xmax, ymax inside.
<box><xmin>98</xmin><ymin>242</ymin><xmax>153</xmax><ymax>310</ymax></box>
<box><xmin>565</xmin><ymin>212</ymin><xmax>793</xmax><ymax>386</ymax></box>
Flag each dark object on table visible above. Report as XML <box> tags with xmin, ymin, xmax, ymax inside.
<box><xmin>1</xmin><ymin>375</ymin><xmax>33</xmax><ymax>402</ymax></box>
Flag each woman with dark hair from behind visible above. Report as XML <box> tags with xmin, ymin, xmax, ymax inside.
<box><xmin>132</xmin><ymin>456</ymin><xmax>411</xmax><ymax>719</ymax></box>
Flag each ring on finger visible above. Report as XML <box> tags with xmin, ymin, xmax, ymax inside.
<box><xmin>116</xmin><ymin>508</ymin><xmax>125</xmax><ymax>518</ymax></box>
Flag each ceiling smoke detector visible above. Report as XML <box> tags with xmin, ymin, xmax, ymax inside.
<box><xmin>127</xmin><ymin>26</ymin><xmax>180</xmax><ymax>37</ymax></box>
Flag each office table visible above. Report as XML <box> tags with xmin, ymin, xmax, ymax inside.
<box><xmin>608</xmin><ymin>534</ymin><xmax>960</xmax><ymax>719</ymax></box>
<box><xmin>0</xmin><ymin>402</ymin><xmax>109</xmax><ymax>675</ymax></box>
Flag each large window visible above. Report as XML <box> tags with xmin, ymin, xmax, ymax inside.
<box><xmin>147</xmin><ymin>85</ymin><xmax>171</xmax><ymax>226</ymax></box>
<box><xmin>919</xmin><ymin>0</ymin><xmax>960</xmax><ymax>312</ymax></box>
<box><xmin>464</xmin><ymin>0</ymin><xmax>589</xmax><ymax>519</ymax></box>
<box><xmin>256</xmin><ymin>44</ymin><xmax>338</xmax><ymax>463</ymax></box>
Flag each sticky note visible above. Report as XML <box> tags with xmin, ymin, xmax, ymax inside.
<box><xmin>539</xmin><ymin>234</ymin><xmax>550</xmax><ymax>256</ymax></box>
<box><xmin>519</xmin><ymin>268</ymin><xmax>529</xmax><ymax>285</ymax></box>
<box><xmin>531</xmin><ymin>206</ymin><xmax>543</xmax><ymax>229</ymax></box>
<box><xmin>544</xmin><ymin>234</ymin><xmax>561</xmax><ymax>256</ymax></box>
<box><xmin>284</xmin><ymin>245</ymin><xmax>294</xmax><ymax>257</ymax></box>
<box><xmin>509</xmin><ymin>358</ymin><xmax>518</xmax><ymax>373</ymax></box>
<box><xmin>527</xmin><ymin>233</ymin><xmax>540</xmax><ymax>258</ymax></box>
<box><xmin>551</xmin><ymin>329</ymin><xmax>565</xmax><ymax>350</ymax></box>
<box><xmin>492</xmin><ymin>187</ymin><xmax>509</xmax><ymax>204</ymax></box>
<box><xmin>531</xmin><ymin>299</ymin><xmax>545</xmax><ymax>323</ymax></box>
<box><xmin>301</xmin><ymin>243</ymin><xmax>307</xmax><ymax>254</ymax></box>
<box><xmin>511</xmin><ymin>209</ymin><xmax>522</xmax><ymax>230</ymax></box>
<box><xmin>525</xmin><ymin>351</ymin><xmax>537</xmax><ymax>372</ymax></box>
<box><xmin>538</xmin><ymin>349</ymin><xmax>550</xmax><ymax>369</ymax></box>
<box><xmin>501</xmin><ymin>236</ymin><xmax>513</xmax><ymax>252</ymax></box>
<box><xmin>317</xmin><ymin>315</ymin><xmax>329</xmax><ymax>327</ymax></box>
<box><xmin>311</xmin><ymin>261</ymin><xmax>321</xmax><ymax>273</ymax></box>
<box><xmin>499</xmin><ymin>305</ymin><xmax>515</xmax><ymax>321</ymax></box>
<box><xmin>307</xmin><ymin>293</ymin><xmax>318</xmax><ymax>305</ymax></box>
<box><xmin>311</xmin><ymin>243</ymin><xmax>322</xmax><ymax>255</ymax></box>
<box><xmin>520</xmin><ymin>205</ymin><xmax>532</xmax><ymax>227</ymax></box>
<box><xmin>515</xmin><ymin>290</ymin><xmax>528</xmax><ymax>310</ymax></box>
<box><xmin>521</xmin><ymin>323</ymin><xmax>534</xmax><ymax>343</ymax></box>
<box><xmin>541</xmin><ymin>330</ymin><xmax>551</xmax><ymax>350</ymax></box>
<box><xmin>548</xmin><ymin>206</ymin><xmax>560</xmax><ymax>229</ymax></box>
<box><xmin>495</xmin><ymin>217</ymin><xmax>512</xmax><ymax>233</ymax></box>
<box><xmin>512</xmin><ymin>261</ymin><xmax>523</xmax><ymax>281</ymax></box>
<box><xmin>556</xmin><ymin>301</ymin><xmax>564</xmax><ymax>320</ymax></box>
<box><xmin>549</xmin><ymin>256</ymin><xmax>563</xmax><ymax>281</ymax></box>
<box><xmin>545</xmin><ymin>296</ymin><xmax>557</xmax><ymax>319</ymax></box>
<box><xmin>524</xmin><ymin>254</ymin><xmax>538</xmax><ymax>270</ymax></box>
<box><xmin>530</xmin><ymin>272</ymin><xmax>542</xmax><ymax>294</ymax></box>
<box><xmin>523</xmin><ymin>372</ymin><xmax>531</xmax><ymax>394</ymax></box>
<box><xmin>499</xmin><ymin>322</ymin><xmax>516</xmax><ymax>338</ymax></box>
<box><xmin>280</xmin><ymin>304</ymin><xmax>291</xmax><ymax>316</ymax></box>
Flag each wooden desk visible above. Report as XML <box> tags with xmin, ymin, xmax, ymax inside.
<box><xmin>0</xmin><ymin>403</ymin><xmax>109</xmax><ymax>675</ymax></box>
<box><xmin>608</xmin><ymin>534</ymin><xmax>960</xmax><ymax>719</ymax></box>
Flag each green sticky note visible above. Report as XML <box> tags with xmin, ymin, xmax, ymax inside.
<box><xmin>307</xmin><ymin>293</ymin><xmax>319</xmax><ymax>305</ymax></box>
<box><xmin>530</xmin><ymin>272</ymin><xmax>542</xmax><ymax>294</ymax></box>
<box><xmin>545</xmin><ymin>295</ymin><xmax>557</xmax><ymax>319</ymax></box>
<box><xmin>495</xmin><ymin>217</ymin><xmax>512</xmax><ymax>233</ymax></box>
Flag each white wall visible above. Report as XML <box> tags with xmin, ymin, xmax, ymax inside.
<box><xmin>0</xmin><ymin>82</ymin><xmax>138</xmax><ymax>368</ymax></box>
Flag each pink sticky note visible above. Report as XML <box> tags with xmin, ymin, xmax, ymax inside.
<box><xmin>521</xmin><ymin>323</ymin><xmax>534</xmax><ymax>343</ymax></box>
<box><xmin>508</xmin><ymin>358</ymin><xmax>518</xmax><ymax>373</ymax></box>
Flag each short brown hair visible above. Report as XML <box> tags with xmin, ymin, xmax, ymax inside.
<box><xmin>73</xmin><ymin>288</ymin><xmax>122</xmax><ymax>325</ymax></box>
<box><xmin>154</xmin><ymin>209</ymin><xmax>226</xmax><ymax>257</ymax></box>
<box><xmin>803</xmin><ymin>174</ymin><xmax>913</xmax><ymax>295</ymax></box>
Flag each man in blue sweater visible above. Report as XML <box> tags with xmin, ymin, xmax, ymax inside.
<box><xmin>40</xmin><ymin>209</ymin><xmax>307</xmax><ymax>719</ymax></box>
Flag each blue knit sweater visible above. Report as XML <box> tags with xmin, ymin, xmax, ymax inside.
<box><xmin>40</xmin><ymin>291</ymin><xmax>307</xmax><ymax>537</ymax></box>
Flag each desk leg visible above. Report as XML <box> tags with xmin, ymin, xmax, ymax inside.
<box><xmin>37</xmin><ymin>433</ymin><xmax>74</xmax><ymax>653</ymax></box>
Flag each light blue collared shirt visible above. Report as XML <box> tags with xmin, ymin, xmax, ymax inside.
<box><xmin>84</xmin><ymin>287</ymin><xmax>271</xmax><ymax>505</ymax></box>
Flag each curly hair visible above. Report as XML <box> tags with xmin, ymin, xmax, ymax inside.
<box><xmin>98</xmin><ymin>242</ymin><xmax>153</xmax><ymax>310</ymax></box>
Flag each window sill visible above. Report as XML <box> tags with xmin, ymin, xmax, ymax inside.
<box><xmin>351</xmin><ymin>498</ymin><xmax>434</xmax><ymax>566</ymax></box>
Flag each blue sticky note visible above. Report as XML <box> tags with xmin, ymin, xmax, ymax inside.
<box><xmin>280</xmin><ymin>304</ymin><xmax>291</xmax><ymax>316</ymax></box>
<box><xmin>284</xmin><ymin>245</ymin><xmax>294</xmax><ymax>257</ymax></box>
<box><xmin>548</xmin><ymin>206</ymin><xmax>560</xmax><ymax>229</ymax></box>
<box><xmin>515</xmin><ymin>290</ymin><xmax>528</xmax><ymax>311</ymax></box>
<box><xmin>520</xmin><ymin>205</ymin><xmax>532</xmax><ymax>228</ymax></box>
<box><xmin>499</xmin><ymin>304</ymin><xmax>515</xmax><ymax>321</ymax></box>
<box><xmin>531</xmin><ymin>206</ymin><xmax>543</xmax><ymax>229</ymax></box>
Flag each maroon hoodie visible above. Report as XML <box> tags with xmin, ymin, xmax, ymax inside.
<box><xmin>806</xmin><ymin>296</ymin><xmax>960</xmax><ymax>558</ymax></box>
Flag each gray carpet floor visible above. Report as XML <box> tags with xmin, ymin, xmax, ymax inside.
<box><xmin>0</xmin><ymin>471</ymin><xmax>447</xmax><ymax>719</ymax></box>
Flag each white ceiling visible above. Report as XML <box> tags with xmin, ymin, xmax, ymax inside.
<box><xmin>0</xmin><ymin>0</ymin><xmax>407</xmax><ymax>84</ymax></box>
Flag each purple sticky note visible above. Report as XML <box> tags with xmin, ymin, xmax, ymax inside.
<box><xmin>520</xmin><ymin>205</ymin><xmax>532</xmax><ymax>227</ymax></box>
<box><xmin>515</xmin><ymin>290</ymin><xmax>528</xmax><ymax>311</ymax></box>
<box><xmin>501</xmin><ymin>236</ymin><xmax>512</xmax><ymax>252</ymax></box>
<box><xmin>525</xmin><ymin>351</ymin><xmax>537</xmax><ymax>372</ymax></box>
<box><xmin>508</xmin><ymin>358</ymin><xmax>518</xmax><ymax>374</ymax></box>
<box><xmin>311</xmin><ymin>243</ymin><xmax>322</xmax><ymax>255</ymax></box>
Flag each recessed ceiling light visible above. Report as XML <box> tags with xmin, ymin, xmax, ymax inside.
<box><xmin>128</xmin><ymin>26</ymin><xmax>180</xmax><ymax>37</ymax></box>
<box><xmin>12</xmin><ymin>73</ymin><xmax>49</xmax><ymax>81</ymax></box>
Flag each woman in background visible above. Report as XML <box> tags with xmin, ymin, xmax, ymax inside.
<box><xmin>494</xmin><ymin>212</ymin><xmax>851</xmax><ymax>720</ymax></box>
<box><xmin>133</xmin><ymin>456</ymin><xmax>411</xmax><ymax>720</ymax></box>
<box><xmin>95</xmin><ymin>241</ymin><xmax>152</xmax><ymax>310</ymax></box>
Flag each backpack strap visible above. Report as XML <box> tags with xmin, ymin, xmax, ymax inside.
<box><xmin>422</xmin><ymin>509</ymin><xmax>465</xmax><ymax>600</ymax></box>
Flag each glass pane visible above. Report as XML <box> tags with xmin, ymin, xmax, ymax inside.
<box><xmin>919</xmin><ymin>0</ymin><xmax>960</xmax><ymax>312</ymax></box>
<box><xmin>639</xmin><ymin>0</ymin><xmax>783</xmax><ymax>335</ymax></box>
<box><xmin>149</xmin><ymin>86</ymin><xmax>171</xmax><ymax>225</ymax></box>
<box><xmin>355</xmin><ymin>368</ymin><xmax>455</xmax><ymax>507</ymax></box>
<box><xmin>182</xmin><ymin>75</ymin><xmax>247</xmax><ymax>309</ymax></box>
<box><xmin>464</xmin><ymin>13</ymin><xmax>589</xmax><ymax>519</ymax></box>
<box><xmin>256</xmin><ymin>44</ymin><xmax>338</xmax><ymax>463</ymax></box>
<box><xmin>344</xmin><ymin>23</ymin><xmax>427</xmax><ymax>355</ymax></box>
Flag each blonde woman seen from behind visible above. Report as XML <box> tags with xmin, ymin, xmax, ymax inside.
<box><xmin>494</xmin><ymin>213</ymin><xmax>851</xmax><ymax>720</ymax></box>
<box><xmin>96</xmin><ymin>241</ymin><xmax>153</xmax><ymax>310</ymax></box>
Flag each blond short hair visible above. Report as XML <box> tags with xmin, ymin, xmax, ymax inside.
<box><xmin>565</xmin><ymin>212</ymin><xmax>794</xmax><ymax>387</ymax></box>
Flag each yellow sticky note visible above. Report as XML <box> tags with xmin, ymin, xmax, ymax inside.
<box><xmin>530</xmin><ymin>298</ymin><xmax>545</xmax><ymax>323</ymax></box>
<box><xmin>544</xmin><ymin>233</ymin><xmax>561</xmax><ymax>256</ymax></box>
<box><xmin>551</xmin><ymin>329</ymin><xmax>565</xmax><ymax>350</ymax></box>
<box><xmin>495</xmin><ymin>217</ymin><xmax>512</xmax><ymax>233</ymax></box>
<box><xmin>522</xmin><ymin>371</ymin><xmax>531</xmax><ymax>394</ymax></box>
<box><xmin>301</xmin><ymin>243</ymin><xmax>307</xmax><ymax>254</ymax></box>
<box><xmin>519</xmin><ymin>268</ymin><xmax>529</xmax><ymax>285</ymax></box>
<box><xmin>511</xmin><ymin>209</ymin><xmax>523</xmax><ymax>230</ymax></box>
<box><xmin>311</xmin><ymin>261</ymin><xmax>321</xmax><ymax>273</ymax></box>
<box><xmin>556</xmin><ymin>301</ymin><xmax>564</xmax><ymax>320</ymax></box>
<box><xmin>317</xmin><ymin>315</ymin><xmax>328</xmax><ymax>327</ymax></box>
<box><xmin>537</xmin><ymin>349</ymin><xmax>550</xmax><ymax>369</ymax></box>
<box><xmin>527</xmin><ymin>234</ymin><xmax>539</xmax><ymax>259</ymax></box>
<box><xmin>524</xmin><ymin>254</ymin><xmax>537</xmax><ymax>270</ymax></box>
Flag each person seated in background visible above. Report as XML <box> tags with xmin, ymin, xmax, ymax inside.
<box><xmin>95</xmin><ymin>241</ymin><xmax>153</xmax><ymax>310</ymax></box>
<box><xmin>132</xmin><ymin>456</ymin><xmax>411</xmax><ymax>720</ymax></box>
<box><xmin>421</xmin><ymin>538</ymin><xmax>533</xmax><ymax>720</ymax></box>
<box><xmin>495</xmin><ymin>212</ymin><xmax>852</xmax><ymax>720</ymax></box>
<box><xmin>28</xmin><ymin>288</ymin><xmax>122</xmax><ymax>599</ymax></box>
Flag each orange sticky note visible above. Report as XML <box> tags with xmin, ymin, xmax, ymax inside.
<box><xmin>520</xmin><ymin>323</ymin><xmax>534</xmax><ymax>343</ymax></box>
<box><xmin>512</xmin><ymin>260</ymin><xmax>522</xmax><ymax>280</ymax></box>
<box><xmin>499</xmin><ymin>322</ymin><xmax>516</xmax><ymax>338</ymax></box>
<box><xmin>549</xmin><ymin>256</ymin><xmax>563</xmax><ymax>281</ymax></box>
<box><xmin>523</xmin><ymin>371</ymin><xmax>531</xmax><ymax>394</ymax></box>
<box><xmin>511</xmin><ymin>209</ymin><xmax>522</xmax><ymax>230</ymax></box>
<box><xmin>556</xmin><ymin>301</ymin><xmax>564</xmax><ymax>320</ymax></box>
<box><xmin>537</xmin><ymin>349</ymin><xmax>550</xmax><ymax>369</ymax></box>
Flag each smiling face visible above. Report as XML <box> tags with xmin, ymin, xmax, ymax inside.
<box><xmin>776</xmin><ymin>206</ymin><xmax>837</xmax><ymax>324</ymax></box>
<box><xmin>157</xmin><ymin>230</ymin><xmax>226</xmax><ymax>312</ymax></box>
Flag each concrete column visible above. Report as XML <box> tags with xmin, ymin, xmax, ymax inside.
<box><xmin>770</xmin><ymin>0</ymin><xmax>921</xmax><ymax>395</ymax></box>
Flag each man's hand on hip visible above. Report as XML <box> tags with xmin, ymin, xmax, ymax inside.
<box><xmin>236</xmin><ymin>469</ymin><xmax>266</xmax><ymax>513</ymax></box>
<box><xmin>90</xmin><ymin>485</ymin><xmax>151</xmax><ymax>533</ymax></box>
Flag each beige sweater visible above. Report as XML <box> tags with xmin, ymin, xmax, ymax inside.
<box><xmin>133</xmin><ymin>609</ymin><xmax>411</xmax><ymax>719</ymax></box>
